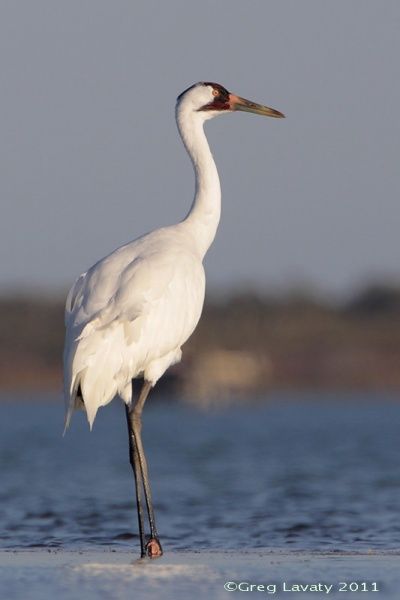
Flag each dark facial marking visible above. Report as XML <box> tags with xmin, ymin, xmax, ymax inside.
<box><xmin>176</xmin><ymin>82</ymin><xmax>231</xmax><ymax>111</ymax></box>
<box><xmin>199</xmin><ymin>82</ymin><xmax>230</xmax><ymax>111</ymax></box>
<box><xmin>202</xmin><ymin>82</ymin><xmax>230</xmax><ymax>96</ymax></box>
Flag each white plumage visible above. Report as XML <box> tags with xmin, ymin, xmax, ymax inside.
<box><xmin>64</xmin><ymin>225</ymin><xmax>206</xmax><ymax>428</ymax></box>
<box><xmin>63</xmin><ymin>82</ymin><xmax>284</xmax><ymax>430</ymax></box>
<box><xmin>63</xmin><ymin>83</ymin><xmax>219</xmax><ymax>430</ymax></box>
<box><xmin>63</xmin><ymin>81</ymin><xmax>284</xmax><ymax>558</ymax></box>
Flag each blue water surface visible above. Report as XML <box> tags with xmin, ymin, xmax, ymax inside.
<box><xmin>1</xmin><ymin>392</ymin><xmax>399</xmax><ymax>552</ymax></box>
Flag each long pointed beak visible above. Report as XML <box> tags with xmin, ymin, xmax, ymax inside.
<box><xmin>229</xmin><ymin>94</ymin><xmax>285</xmax><ymax>118</ymax></box>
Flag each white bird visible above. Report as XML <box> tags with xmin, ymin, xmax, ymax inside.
<box><xmin>63</xmin><ymin>81</ymin><xmax>284</xmax><ymax>558</ymax></box>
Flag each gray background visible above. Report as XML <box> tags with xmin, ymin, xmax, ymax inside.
<box><xmin>1</xmin><ymin>1</ymin><xmax>398</xmax><ymax>296</ymax></box>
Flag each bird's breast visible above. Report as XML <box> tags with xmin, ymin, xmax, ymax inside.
<box><xmin>133</xmin><ymin>253</ymin><xmax>206</xmax><ymax>363</ymax></box>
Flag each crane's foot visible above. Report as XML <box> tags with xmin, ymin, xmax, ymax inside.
<box><xmin>146</xmin><ymin>537</ymin><xmax>163</xmax><ymax>558</ymax></box>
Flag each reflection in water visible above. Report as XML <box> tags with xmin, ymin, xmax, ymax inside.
<box><xmin>1</xmin><ymin>393</ymin><xmax>399</xmax><ymax>551</ymax></box>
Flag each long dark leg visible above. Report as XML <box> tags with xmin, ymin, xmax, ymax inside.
<box><xmin>128</xmin><ymin>380</ymin><xmax>163</xmax><ymax>558</ymax></box>
<box><xmin>125</xmin><ymin>404</ymin><xmax>146</xmax><ymax>557</ymax></box>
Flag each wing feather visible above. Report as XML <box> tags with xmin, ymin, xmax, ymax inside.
<box><xmin>63</xmin><ymin>227</ymin><xmax>205</xmax><ymax>429</ymax></box>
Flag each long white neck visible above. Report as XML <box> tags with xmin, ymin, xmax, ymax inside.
<box><xmin>176</xmin><ymin>107</ymin><xmax>221</xmax><ymax>259</ymax></box>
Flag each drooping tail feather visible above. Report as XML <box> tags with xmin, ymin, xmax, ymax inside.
<box><xmin>63</xmin><ymin>381</ymin><xmax>84</xmax><ymax>435</ymax></box>
<box><xmin>63</xmin><ymin>323</ymin><xmax>133</xmax><ymax>432</ymax></box>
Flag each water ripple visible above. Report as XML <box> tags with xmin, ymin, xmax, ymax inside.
<box><xmin>1</xmin><ymin>394</ymin><xmax>400</xmax><ymax>552</ymax></box>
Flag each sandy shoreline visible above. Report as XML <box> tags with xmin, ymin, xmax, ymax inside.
<box><xmin>1</xmin><ymin>548</ymin><xmax>399</xmax><ymax>599</ymax></box>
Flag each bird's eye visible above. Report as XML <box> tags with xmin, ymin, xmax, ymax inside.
<box><xmin>212</xmin><ymin>89</ymin><xmax>219</xmax><ymax>97</ymax></box>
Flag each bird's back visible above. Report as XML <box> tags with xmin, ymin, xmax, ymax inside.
<box><xmin>64</xmin><ymin>224</ymin><xmax>205</xmax><ymax>429</ymax></box>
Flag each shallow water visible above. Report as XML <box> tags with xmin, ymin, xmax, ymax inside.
<box><xmin>2</xmin><ymin>549</ymin><xmax>399</xmax><ymax>600</ymax></box>
<box><xmin>1</xmin><ymin>392</ymin><xmax>400</xmax><ymax>552</ymax></box>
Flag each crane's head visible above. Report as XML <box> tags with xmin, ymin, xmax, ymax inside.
<box><xmin>177</xmin><ymin>82</ymin><xmax>285</xmax><ymax>120</ymax></box>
